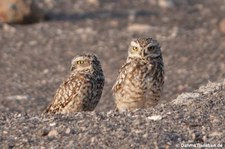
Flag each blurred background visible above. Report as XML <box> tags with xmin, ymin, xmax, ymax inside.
<box><xmin>0</xmin><ymin>0</ymin><xmax>225</xmax><ymax>114</ymax></box>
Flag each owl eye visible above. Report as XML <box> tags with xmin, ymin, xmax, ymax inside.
<box><xmin>77</xmin><ymin>60</ymin><xmax>84</xmax><ymax>64</ymax></box>
<box><xmin>148</xmin><ymin>46</ymin><xmax>155</xmax><ymax>51</ymax></box>
<box><xmin>132</xmin><ymin>47</ymin><xmax>139</xmax><ymax>51</ymax></box>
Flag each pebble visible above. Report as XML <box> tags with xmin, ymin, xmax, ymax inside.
<box><xmin>42</xmin><ymin>69</ymin><xmax>49</xmax><ymax>74</ymax></box>
<box><xmin>29</xmin><ymin>40</ymin><xmax>37</xmax><ymax>46</ymax></box>
<box><xmin>147</xmin><ymin>115</ymin><xmax>163</xmax><ymax>121</ymax></box>
<box><xmin>49</xmin><ymin>122</ymin><xmax>56</xmax><ymax>126</ymax></box>
<box><xmin>48</xmin><ymin>129</ymin><xmax>59</xmax><ymax>138</ymax></box>
<box><xmin>65</xmin><ymin>128</ymin><xmax>71</xmax><ymax>134</ymax></box>
<box><xmin>158</xmin><ymin>0</ymin><xmax>175</xmax><ymax>9</ymax></box>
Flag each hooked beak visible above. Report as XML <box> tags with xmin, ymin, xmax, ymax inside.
<box><xmin>141</xmin><ymin>49</ymin><xmax>146</xmax><ymax>57</ymax></box>
<box><xmin>71</xmin><ymin>66</ymin><xmax>75</xmax><ymax>71</ymax></box>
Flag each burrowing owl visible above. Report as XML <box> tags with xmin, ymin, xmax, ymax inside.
<box><xmin>112</xmin><ymin>37</ymin><xmax>164</xmax><ymax>112</ymax></box>
<box><xmin>43</xmin><ymin>54</ymin><xmax>105</xmax><ymax>114</ymax></box>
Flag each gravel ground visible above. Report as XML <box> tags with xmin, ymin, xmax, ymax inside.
<box><xmin>0</xmin><ymin>0</ymin><xmax>225</xmax><ymax>148</ymax></box>
<box><xmin>0</xmin><ymin>79</ymin><xmax>224</xmax><ymax>148</ymax></box>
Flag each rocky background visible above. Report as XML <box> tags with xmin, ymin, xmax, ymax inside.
<box><xmin>0</xmin><ymin>0</ymin><xmax>225</xmax><ymax>148</ymax></box>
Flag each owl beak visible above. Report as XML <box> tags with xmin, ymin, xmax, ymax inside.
<box><xmin>141</xmin><ymin>49</ymin><xmax>146</xmax><ymax>57</ymax></box>
<box><xmin>71</xmin><ymin>66</ymin><xmax>75</xmax><ymax>71</ymax></box>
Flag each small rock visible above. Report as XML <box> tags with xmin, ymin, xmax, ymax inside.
<box><xmin>49</xmin><ymin>122</ymin><xmax>56</xmax><ymax>126</ymax></box>
<box><xmin>43</xmin><ymin>69</ymin><xmax>49</xmax><ymax>74</ymax></box>
<box><xmin>91</xmin><ymin>137</ymin><xmax>96</xmax><ymax>143</ymax></box>
<box><xmin>65</xmin><ymin>128</ymin><xmax>71</xmax><ymax>134</ymax></box>
<box><xmin>202</xmin><ymin>135</ymin><xmax>207</xmax><ymax>142</ymax></box>
<box><xmin>158</xmin><ymin>0</ymin><xmax>175</xmax><ymax>9</ymax></box>
<box><xmin>48</xmin><ymin>129</ymin><xmax>59</xmax><ymax>138</ymax></box>
<box><xmin>147</xmin><ymin>115</ymin><xmax>163</xmax><ymax>121</ymax></box>
<box><xmin>16</xmin><ymin>113</ymin><xmax>22</xmax><ymax>117</ymax></box>
<box><xmin>29</xmin><ymin>40</ymin><xmax>37</xmax><ymax>46</ymax></box>
<box><xmin>22</xmin><ymin>138</ymin><xmax>28</xmax><ymax>143</ymax></box>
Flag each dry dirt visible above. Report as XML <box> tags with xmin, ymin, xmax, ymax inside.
<box><xmin>0</xmin><ymin>0</ymin><xmax>225</xmax><ymax>148</ymax></box>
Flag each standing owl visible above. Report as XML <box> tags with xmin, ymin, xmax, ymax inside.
<box><xmin>43</xmin><ymin>54</ymin><xmax>105</xmax><ymax>114</ymax></box>
<box><xmin>112</xmin><ymin>38</ymin><xmax>164</xmax><ymax>112</ymax></box>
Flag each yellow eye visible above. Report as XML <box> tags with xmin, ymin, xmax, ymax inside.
<box><xmin>77</xmin><ymin>60</ymin><xmax>84</xmax><ymax>64</ymax></box>
<box><xmin>132</xmin><ymin>47</ymin><xmax>138</xmax><ymax>51</ymax></box>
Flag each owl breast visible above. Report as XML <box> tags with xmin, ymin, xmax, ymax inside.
<box><xmin>113</xmin><ymin>60</ymin><xmax>149</xmax><ymax>111</ymax></box>
<box><xmin>113</xmin><ymin>58</ymin><xmax>163</xmax><ymax>112</ymax></box>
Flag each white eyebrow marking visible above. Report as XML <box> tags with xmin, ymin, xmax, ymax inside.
<box><xmin>130</xmin><ymin>41</ymin><xmax>140</xmax><ymax>47</ymax></box>
<box><xmin>145</xmin><ymin>43</ymin><xmax>152</xmax><ymax>49</ymax></box>
<box><xmin>72</xmin><ymin>57</ymin><xmax>85</xmax><ymax>65</ymax></box>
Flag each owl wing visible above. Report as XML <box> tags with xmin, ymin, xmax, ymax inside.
<box><xmin>112</xmin><ymin>62</ymin><xmax>130</xmax><ymax>93</ymax></box>
<box><xmin>43</xmin><ymin>74</ymin><xmax>84</xmax><ymax>114</ymax></box>
<box><xmin>83</xmin><ymin>75</ymin><xmax>104</xmax><ymax>111</ymax></box>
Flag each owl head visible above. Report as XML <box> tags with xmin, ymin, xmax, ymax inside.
<box><xmin>71</xmin><ymin>54</ymin><xmax>101</xmax><ymax>72</ymax></box>
<box><xmin>128</xmin><ymin>38</ymin><xmax>162</xmax><ymax>60</ymax></box>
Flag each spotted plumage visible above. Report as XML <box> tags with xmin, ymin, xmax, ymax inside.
<box><xmin>43</xmin><ymin>54</ymin><xmax>105</xmax><ymax>114</ymax></box>
<box><xmin>112</xmin><ymin>37</ymin><xmax>164</xmax><ymax>112</ymax></box>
